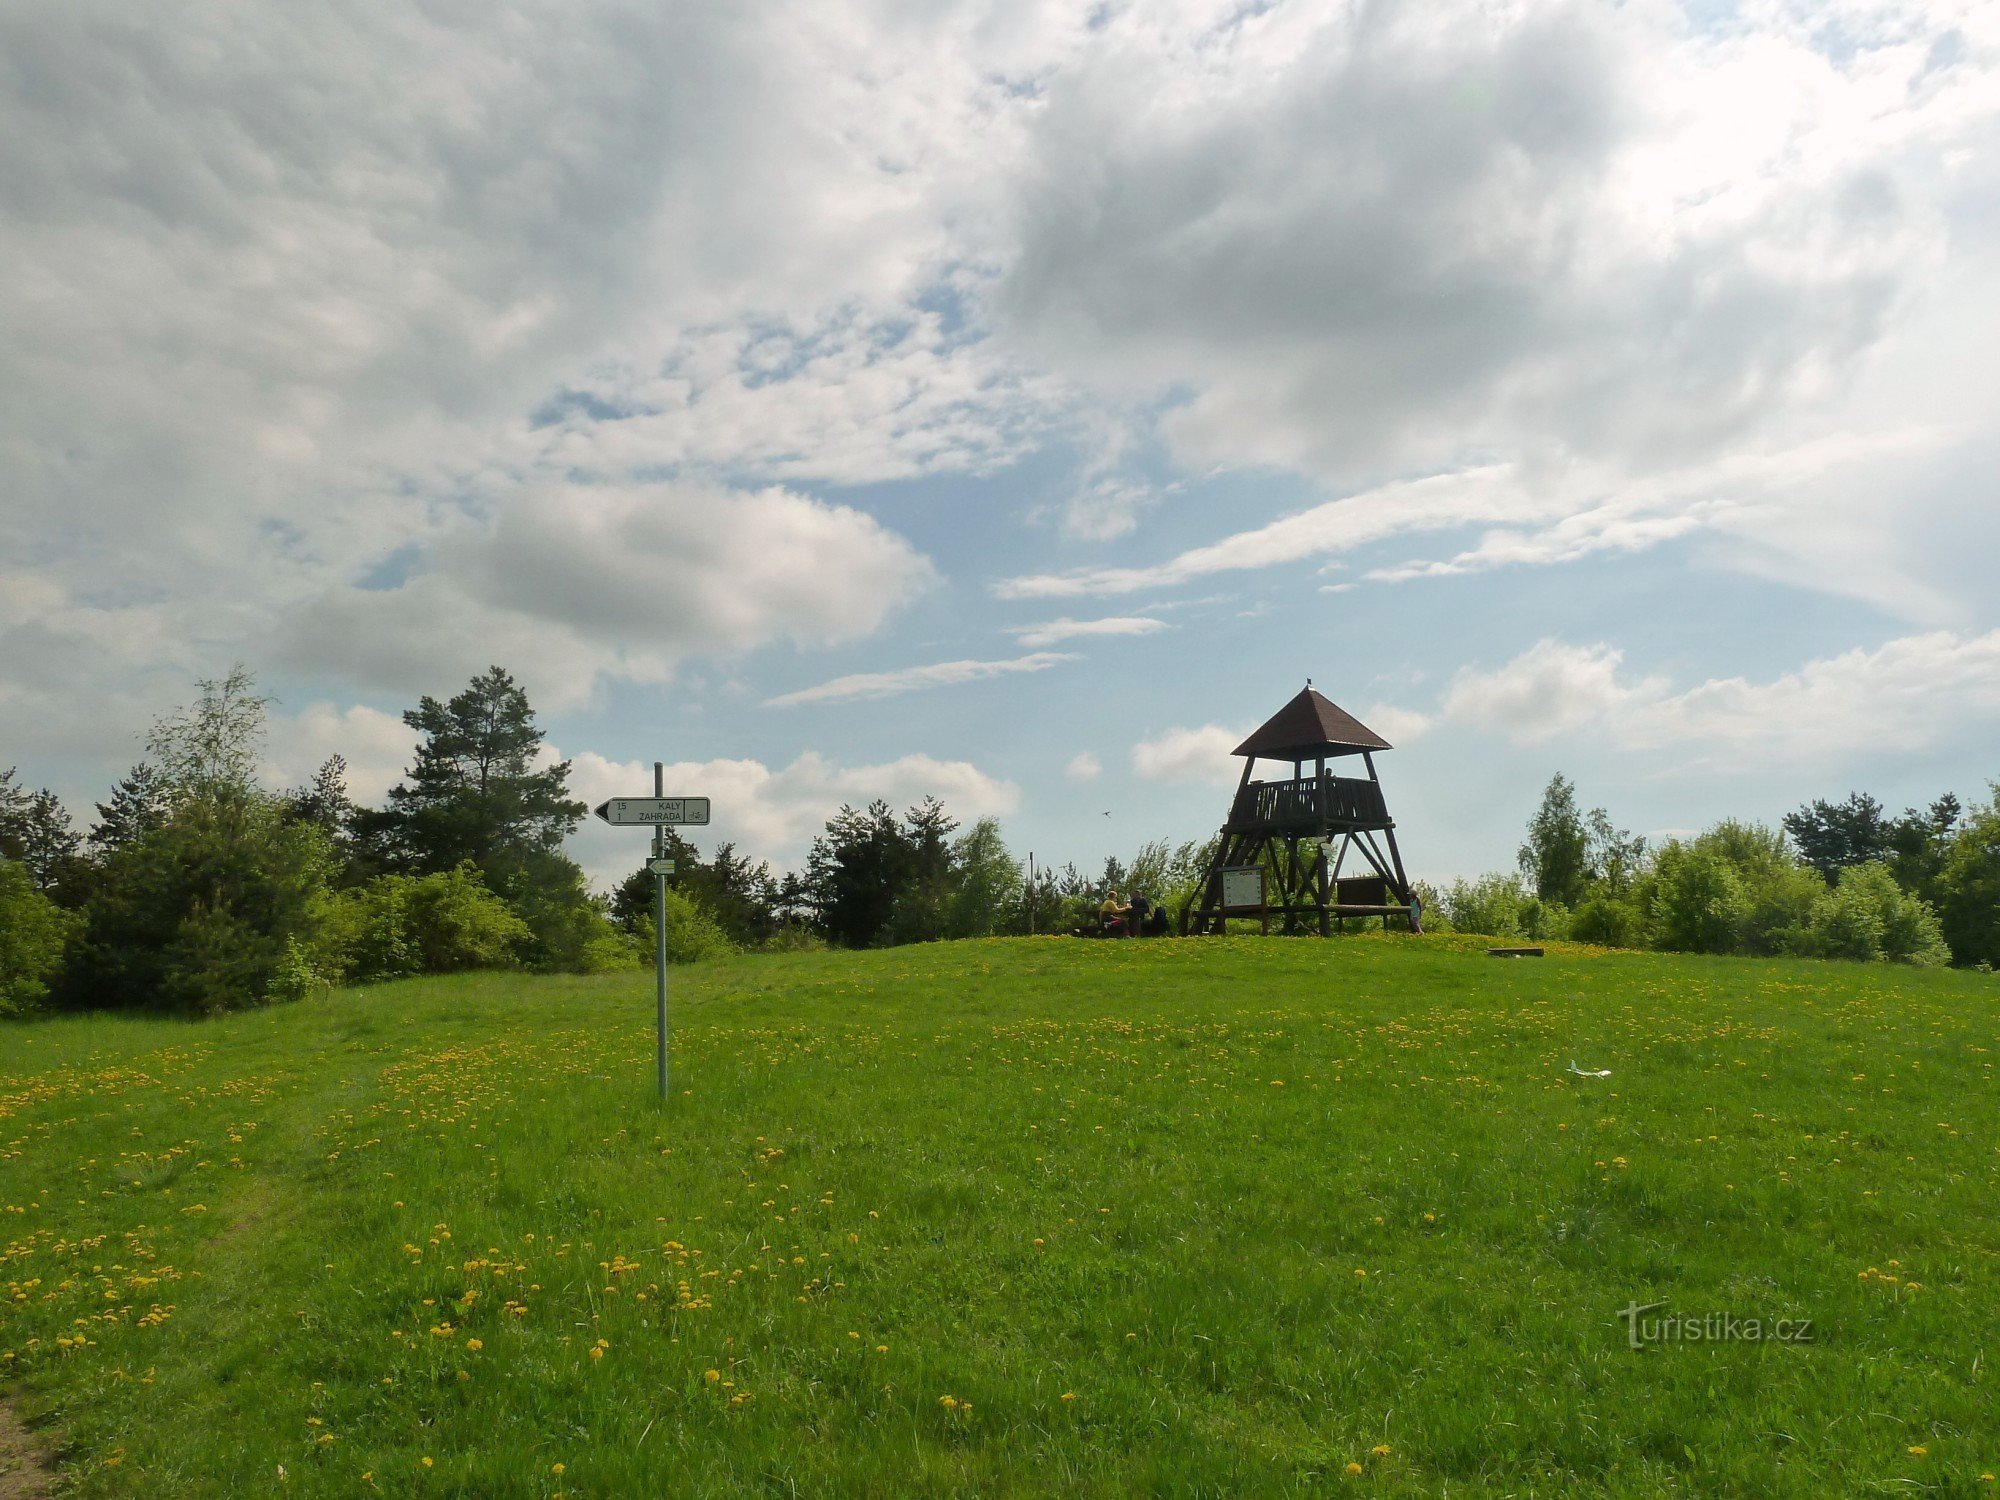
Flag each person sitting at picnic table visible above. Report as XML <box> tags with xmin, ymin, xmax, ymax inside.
<box><xmin>1099</xmin><ymin>889</ymin><xmax>1131</xmax><ymax>935</ymax></box>
<box><xmin>1129</xmin><ymin>892</ymin><xmax>1152</xmax><ymax>933</ymax></box>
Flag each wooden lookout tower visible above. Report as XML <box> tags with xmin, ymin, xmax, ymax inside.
<box><xmin>1187</xmin><ymin>683</ymin><xmax>1414</xmax><ymax>936</ymax></box>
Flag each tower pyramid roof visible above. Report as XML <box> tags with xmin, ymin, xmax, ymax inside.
<box><xmin>1232</xmin><ymin>684</ymin><xmax>1392</xmax><ymax>761</ymax></box>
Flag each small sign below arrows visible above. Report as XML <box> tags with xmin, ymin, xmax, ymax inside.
<box><xmin>595</xmin><ymin>796</ymin><xmax>710</xmax><ymax>826</ymax></box>
<box><xmin>647</xmin><ymin>858</ymin><xmax>676</xmax><ymax>875</ymax></box>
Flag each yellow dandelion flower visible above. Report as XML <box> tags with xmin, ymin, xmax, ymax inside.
<box><xmin>1909</xmin><ymin>1446</ymin><xmax>1928</xmax><ymax>1457</ymax></box>
<box><xmin>705</xmin><ymin>1368</ymin><xmax>721</xmax><ymax>1382</ymax></box>
<box><xmin>1345</xmin><ymin>1461</ymin><xmax>1363</xmax><ymax>1476</ymax></box>
<box><xmin>551</xmin><ymin>1464</ymin><xmax>565</xmax><ymax>1475</ymax></box>
<box><xmin>1372</xmin><ymin>1445</ymin><xmax>1392</xmax><ymax>1457</ymax></box>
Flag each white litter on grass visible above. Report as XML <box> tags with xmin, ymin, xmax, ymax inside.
<box><xmin>1567</xmin><ymin>1061</ymin><xmax>1611</xmax><ymax>1078</ymax></box>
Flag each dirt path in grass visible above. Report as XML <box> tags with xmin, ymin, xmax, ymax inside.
<box><xmin>0</xmin><ymin>1399</ymin><xmax>53</xmax><ymax>1500</ymax></box>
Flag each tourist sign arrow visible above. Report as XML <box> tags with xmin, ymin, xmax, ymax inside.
<box><xmin>594</xmin><ymin>796</ymin><xmax>710</xmax><ymax>826</ymax></box>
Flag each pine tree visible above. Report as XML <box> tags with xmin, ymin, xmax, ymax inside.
<box><xmin>888</xmin><ymin>798</ymin><xmax>958</xmax><ymax>945</ymax></box>
<box><xmin>1783</xmin><ymin>793</ymin><xmax>1892</xmax><ymax>881</ymax></box>
<box><xmin>358</xmin><ymin>668</ymin><xmax>592</xmax><ymax>966</ymax></box>
<box><xmin>364</xmin><ymin>667</ymin><xmax>585</xmax><ymax>883</ymax></box>
<box><xmin>805</xmin><ymin>801</ymin><xmax>911</xmax><ymax>948</ymax></box>
<box><xmin>0</xmin><ymin>772</ymin><xmax>81</xmax><ymax>892</ymax></box>
<box><xmin>91</xmin><ymin>764</ymin><xmax>171</xmax><ymax>853</ymax></box>
<box><xmin>288</xmin><ymin>755</ymin><xmax>355</xmax><ymax>837</ymax></box>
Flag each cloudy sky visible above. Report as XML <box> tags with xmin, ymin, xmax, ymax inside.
<box><xmin>4</xmin><ymin>0</ymin><xmax>1997</xmax><ymax>888</ymax></box>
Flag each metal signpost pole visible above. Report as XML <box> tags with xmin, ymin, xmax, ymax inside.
<box><xmin>654</xmin><ymin>760</ymin><xmax>669</xmax><ymax>1102</ymax></box>
<box><xmin>592</xmin><ymin>786</ymin><xmax>706</xmax><ymax>1102</ymax></box>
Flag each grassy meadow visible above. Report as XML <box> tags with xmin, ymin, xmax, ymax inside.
<box><xmin>2</xmin><ymin>935</ymin><xmax>1997</xmax><ymax>1496</ymax></box>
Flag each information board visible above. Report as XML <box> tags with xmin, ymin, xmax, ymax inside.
<box><xmin>1219</xmin><ymin>865</ymin><xmax>1266</xmax><ymax>911</ymax></box>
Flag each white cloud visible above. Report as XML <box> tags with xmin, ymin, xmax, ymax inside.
<box><xmin>1359</xmin><ymin>705</ymin><xmax>1435</xmax><ymax>746</ymax></box>
<box><xmin>1051</xmin><ymin>477</ymin><xmax>1158</xmax><ymax>542</ymax></box>
<box><xmin>524</xmin><ymin>310</ymin><xmax>1069</xmax><ymax>490</ymax></box>
<box><xmin>984</xmin><ymin>0</ymin><xmax>2000</xmax><ymax>619</ymax></box>
<box><xmin>1009</xmin><ymin>616</ymin><xmax>1168</xmax><ymax>648</ymax></box>
<box><xmin>0</xmin><ymin>1</ymin><xmax>1071</xmax><ymax>564</ymax></box>
<box><xmin>0</xmin><ymin>0</ymin><xmax>1082</xmax><ymax>727</ymax></box>
<box><xmin>997</xmin><ymin>429</ymin><xmax>1953</xmax><ymax>603</ymax></box>
<box><xmin>1065</xmin><ymin>751</ymin><xmax>1102</xmax><ymax>780</ymax></box>
<box><xmin>1130</xmin><ymin>725</ymin><xmax>1244</xmax><ymax>786</ymax></box>
<box><xmin>262</xmin><ymin>703</ymin><xmax>417</xmax><ymax>806</ymax></box>
<box><xmin>563</xmin><ymin>746</ymin><xmax>1021</xmax><ymax>887</ymax></box>
<box><xmin>283</xmin><ymin>481</ymin><xmax>935</xmax><ymax>711</ymax></box>
<box><xmin>997</xmin><ymin>465</ymin><xmax>1534</xmax><ymax>598</ymax></box>
<box><xmin>1441</xmin><ymin>629</ymin><xmax>2000</xmax><ymax>759</ymax></box>
<box><xmin>998</xmin><ymin>0</ymin><xmax>1984</xmax><ymax>487</ymax></box>
<box><xmin>764</xmin><ymin>652</ymin><xmax>1074</xmax><ymax>708</ymax></box>
<box><xmin>1441</xmin><ymin>641</ymin><xmax>1664</xmax><ymax>745</ymax></box>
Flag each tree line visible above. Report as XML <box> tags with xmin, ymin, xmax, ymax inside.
<box><xmin>1423</xmin><ymin>773</ymin><xmax>1999</xmax><ymax>968</ymax></box>
<box><xmin>8</xmin><ymin>669</ymin><xmax>1996</xmax><ymax>1017</ymax></box>
<box><xmin>0</xmin><ymin>664</ymin><xmax>1184</xmax><ymax>1017</ymax></box>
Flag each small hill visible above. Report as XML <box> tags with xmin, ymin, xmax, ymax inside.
<box><xmin>1</xmin><ymin>937</ymin><xmax>1995</xmax><ymax>1495</ymax></box>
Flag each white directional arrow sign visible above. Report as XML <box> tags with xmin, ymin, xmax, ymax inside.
<box><xmin>594</xmin><ymin>796</ymin><xmax>710</xmax><ymax>826</ymax></box>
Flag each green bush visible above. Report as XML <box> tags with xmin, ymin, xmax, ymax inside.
<box><xmin>1937</xmin><ymin>792</ymin><xmax>2000</xmax><ymax>967</ymax></box>
<box><xmin>1436</xmin><ymin>874</ymin><xmax>1566</xmax><ymax>940</ymax></box>
<box><xmin>1736</xmin><ymin>862</ymin><xmax>1825</xmax><ymax>957</ymax></box>
<box><xmin>576</xmin><ymin>929</ymin><xmax>644</xmax><ymax>974</ymax></box>
<box><xmin>1649</xmin><ymin>846</ymin><xmax>1745</xmax><ymax>954</ymax></box>
<box><xmin>326</xmin><ymin>865</ymin><xmax>532</xmax><ymax>981</ymax></box>
<box><xmin>1807</xmin><ymin>862</ymin><xmax>1949</xmax><ymax>966</ymax></box>
<box><xmin>266</xmin><ymin>935</ymin><xmax>331</xmax><ymax>1004</ymax></box>
<box><xmin>1568</xmin><ymin>894</ymin><xmax>1644</xmax><ymax>948</ymax></box>
<box><xmin>631</xmin><ymin>887</ymin><xmax>739</xmax><ymax>966</ymax></box>
<box><xmin>503</xmin><ymin>857</ymin><xmax>628</xmax><ymax>972</ymax></box>
<box><xmin>1</xmin><ymin>858</ymin><xmax>78</xmax><ymax>1016</ymax></box>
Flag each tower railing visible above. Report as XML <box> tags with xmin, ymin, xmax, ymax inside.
<box><xmin>1227</xmin><ymin>774</ymin><xmax>1386</xmax><ymax>829</ymax></box>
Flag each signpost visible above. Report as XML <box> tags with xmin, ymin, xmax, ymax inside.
<box><xmin>595</xmin><ymin>769</ymin><xmax>710</xmax><ymax>1101</ymax></box>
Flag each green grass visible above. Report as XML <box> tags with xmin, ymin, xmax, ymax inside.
<box><xmin>2</xmin><ymin>935</ymin><xmax>1998</xmax><ymax>1496</ymax></box>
